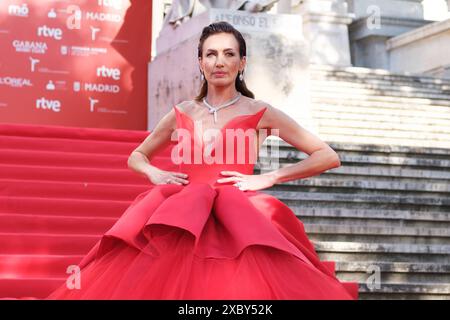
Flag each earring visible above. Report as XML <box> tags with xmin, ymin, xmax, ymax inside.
<box><xmin>200</xmin><ymin>71</ymin><xmax>205</xmax><ymax>81</ymax></box>
<box><xmin>239</xmin><ymin>71</ymin><xmax>244</xmax><ymax>81</ymax></box>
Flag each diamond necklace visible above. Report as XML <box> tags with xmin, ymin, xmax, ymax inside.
<box><xmin>202</xmin><ymin>92</ymin><xmax>242</xmax><ymax>123</ymax></box>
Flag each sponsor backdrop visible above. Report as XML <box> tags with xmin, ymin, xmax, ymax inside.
<box><xmin>0</xmin><ymin>0</ymin><xmax>152</xmax><ymax>130</ymax></box>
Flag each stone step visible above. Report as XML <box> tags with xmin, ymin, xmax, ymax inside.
<box><xmin>313</xmin><ymin>110</ymin><xmax>450</xmax><ymax>128</ymax></box>
<box><xmin>259</xmin><ymin>165</ymin><xmax>450</xmax><ymax>183</ymax></box>
<box><xmin>312</xmin><ymin>76</ymin><xmax>450</xmax><ymax>93</ymax></box>
<box><xmin>311</xmin><ymin>72</ymin><xmax>450</xmax><ymax>87</ymax></box>
<box><xmin>313</xmin><ymin>241</ymin><xmax>450</xmax><ymax>263</ymax></box>
<box><xmin>318</xmin><ymin>134</ymin><xmax>449</xmax><ymax>148</ymax></box>
<box><xmin>334</xmin><ymin>261</ymin><xmax>450</xmax><ymax>284</ymax></box>
<box><xmin>261</xmin><ymin>150</ymin><xmax>450</xmax><ymax>169</ymax></box>
<box><xmin>312</xmin><ymin>96</ymin><xmax>450</xmax><ymax>114</ymax></box>
<box><xmin>305</xmin><ymin>224</ymin><xmax>450</xmax><ymax>245</ymax></box>
<box><xmin>313</xmin><ymin>104</ymin><xmax>450</xmax><ymax>123</ymax></box>
<box><xmin>292</xmin><ymin>207</ymin><xmax>450</xmax><ymax>229</ymax></box>
<box><xmin>310</xmin><ymin>77</ymin><xmax>450</xmax><ymax>93</ymax></box>
<box><xmin>311</xmin><ymin>79</ymin><xmax>450</xmax><ymax>95</ymax></box>
<box><xmin>311</xmin><ymin>90</ymin><xmax>450</xmax><ymax>106</ymax></box>
<box><xmin>357</xmin><ymin>282</ymin><xmax>450</xmax><ymax>300</ymax></box>
<box><xmin>310</xmin><ymin>65</ymin><xmax>450</xmax><ymax>85</ymax></box>
<box><xmin>265</xmin><ymin>177</ymin><xmax>450</xmax><ymax>198</ymax></box>
<box><xmin>311</xmin><ymin>85</ymin><xmax>450</xmax><ymax>100</ymax></box>
<box><xmin>264</xmin><ymin>190</ymin><xmax>450</xmax><ymax>210</ymax></box>
<box><xmin>317</xmin><ymin>127</ymin><xmax>450</xmax><ymax>144</ymax></box>
<box><xmin>266</xmin><ymin>139</ymin><xmax>450</xmax><ymax>156</ymax></box>
<box><xmin>320</xmin><ymin>124</ymin><xmax>450</xmax><ymax>139</ymax></box>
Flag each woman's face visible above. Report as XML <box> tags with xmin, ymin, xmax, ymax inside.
<box><xmin>199</xmin><ymin>32</ymin><xmax>246</xmax><ymax>87</ymax></box>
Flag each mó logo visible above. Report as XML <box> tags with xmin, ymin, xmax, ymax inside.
<box><xmin>96</xmin><ymin>66</ymin><xmax>121</xmax><ymax>80</ymax></box>
<box><xmin>37</xmin><ymin>25</ymin><xmax>63</xmax><ymax>40</ymax></box>
<box><xmin>36</xmin><ymin>98</ymin><xmax>61</xmax><ymax>112</ymax></box>
<box><xmin>8</xmin><ymin>4</ymin><xmax>29</xmax><ymax>17</ymax></box>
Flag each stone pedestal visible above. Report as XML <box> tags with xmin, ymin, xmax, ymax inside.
<box><xmin>387</xmin><ymin>18</ymin><xmax>450</xmax><ymax>78</ymax></box>
<box><xmin>148</xmin><ymin>8</ymin><xmax>314</xmax><ymax>134</ymax></box>
<box><xmin>347</xmin><ymin>0</ymin><xmax>424</xmax><ymax>20</ymax></box>
<box><xmin>292</xmin><ymin>0</ymin><xmax>354</xmax><ymax>67</ymax></box>
<box><xmin>348</xmin><ymin>0</ymin><xmax>431</xmax><ymax>69</ymax></box>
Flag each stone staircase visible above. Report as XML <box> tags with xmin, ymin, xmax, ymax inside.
<box><xmin>256</xmin><ymin>65</ymin><xmax>450</xmax><ymax>299</ymax></box>
<box><xmin>308</xmin><ymin>64</ymin><xmax>450</xmax><ymax>149</ymax></box>
<box><xmin>257</xmin><ymin>141</ymin><xmax>450</xmax><ymax>299</ymax></box>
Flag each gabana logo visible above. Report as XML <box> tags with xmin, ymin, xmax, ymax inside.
<box><xmin>0</xmin><ymin>77</ymin><xmax>32</xmax><ymax>88</ymax></box>
<box><xmin>13</xmin><ymin>40</ymin><xmax>48</xmax><ymax>54</ymax></box>
<box><xmin>37</xmin><ymin>25</ymin><xmax>63</xmax><ymax>40</ymax></box>
<box><xmin>8</xmin><ymin>4</ymin><xmax>29</xmax><ymax>17</ymax></box>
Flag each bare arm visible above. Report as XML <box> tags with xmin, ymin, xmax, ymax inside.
<box><xmin>127</xmin><ymin>107</ymin><xmax>189</xmax><ymax>185</ymax></box>
<box><xmin>261</xmin><ymin>103</ymin><xmax>341</xmax><ymax>185</ymax></box>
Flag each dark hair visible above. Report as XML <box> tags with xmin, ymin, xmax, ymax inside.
<box><xmin>194</xmin><ymin>21</ymin><xmax>255</xmax><ymax>102</ymax></box>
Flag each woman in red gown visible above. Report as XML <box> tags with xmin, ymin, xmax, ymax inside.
<box><xmin>46</xmin><ymin>21</ymin><xmax>356</xmax><ymax>300</ymax></box>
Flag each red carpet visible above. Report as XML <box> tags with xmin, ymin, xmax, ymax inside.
<box><xmin>0</xmin><ymin>123</ymin><xmax>358</xmax><ymax>299</ymax></box>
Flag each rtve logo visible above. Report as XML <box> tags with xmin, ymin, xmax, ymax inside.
<box><xmin>96</xmin><ymin>66</ymin><xmax>121</xmax><ymax>80</ymax></box>
<box><xmin>98</xmin><ymin>0</ymin><xmax>122</xmax><ymax>10</ymax></box>
<box><xmin>37</xmin><ymin>25</ymin><xmax>63</xmax><ymax>40</ymax></box>
<box><xmin>36</xmin><ymin>97</ymin><xmax>61</xmax><ymax>112</ymax></box>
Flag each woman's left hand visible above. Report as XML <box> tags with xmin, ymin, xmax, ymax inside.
<box><xmin>217</xmin><ymin>171</ymin><xmax>277</xmax><ymax>191</ymax></box>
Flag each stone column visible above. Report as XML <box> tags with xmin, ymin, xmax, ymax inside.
<box><xmin>347</xmin><ymin>0</ymin><xmax>431</xmax><ymax>70</ymax></box>
<box><xmin>292</xmin><ymin>0</ymin><xmax>354</xmax><ymax>67</ymax></box>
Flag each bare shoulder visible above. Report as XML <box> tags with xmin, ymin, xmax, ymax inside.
<box><xmin>253</xmin><ymin>99</ymin><xmax>272</xmax><ymax>111</ymax></box>
<box><xmin>152</xmin><ymin>101</ymin><xmax>190</xmax><ymax>132</ymax></box>
<box><xmin>174</xmin><ymin>100</ymin><xmax>196</xmax><ymax>114</ymax></box>
<box><xmin>252</xmin><ymin>99</ymin><xmax>282</xmax><ymax>129</ymax></box>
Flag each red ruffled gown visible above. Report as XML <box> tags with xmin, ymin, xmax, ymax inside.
<box><xmin>46</xmin><ymin>106</ymin><xmax>356</xmax><ymax>300</ymax></box>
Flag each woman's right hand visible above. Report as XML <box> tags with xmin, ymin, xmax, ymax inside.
<box><xmin>145</xmin><ymin>167</ymin><xmax>189</xmax><ymax>186</ymax></box>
